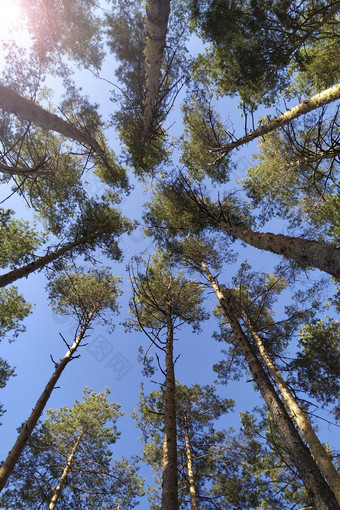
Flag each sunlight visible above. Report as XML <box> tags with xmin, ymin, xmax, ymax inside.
<box><xmin>0</xmin><ymin>0</ymin><xmax>30</xmax><ymax>45</ymax></box>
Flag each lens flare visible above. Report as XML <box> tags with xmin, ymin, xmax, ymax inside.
<box><xmin>0</xmin><ymin>1</ymin><xmax>24</xmax><ymax>41</ymax></box>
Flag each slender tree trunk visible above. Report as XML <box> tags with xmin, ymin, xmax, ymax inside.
<box><xmin>48</xmin><ymin>427</ymin><xmax>85</xmax><ymax>510</ymax></box>
<box><xmin>242</xmin><ymin>310</ymin><xmax>340</xmax><ymax>504</ymax></box>
<box><xmin>212</xmin><ymin>83</ymin><xmax>340</xmax><ymax>159</ymax></box>
<box><xmin>161</xmin><ymin>304</ymin><xmax>179</xmax><ymax>510</ymax></box>
<box><xmin>0</xmin><ymin>309</ymin><xmax>95</xmax><ymax>492</ymax></box>
<box><xmin>200</xmin><ymin>261</ymin><xmax>339</xmax><ymax>510</ymax></box>
<box><xmin>183</xmin><ymin>406</ymin><xmax>198</xmax><ymax>510</ymax></box>
<box><xmin>217</xmin><ymin>220</ymin><xmax>340</xmax><ymax>279</ymax></box>
<box><xmin>144</xmin><ymin>0</ymin><xmax>171</xmax><ymax>135</ymax></box>
<box><xmin>0</xmin><ymin>83</ymin><xmax>103</xmax><ymax>154</ymax></box>
<box><xmin>0</xmin><ymin>229</ymin><xmax>103</xmax><ymax>288</ymax></box>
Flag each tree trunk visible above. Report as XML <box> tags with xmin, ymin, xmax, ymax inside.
<box><xmin>0</xmin><ymin>229</ymin><xmax>103</xmax><ymax>288</ymax></box>
<box><xmin>48</xmin><ymin>427</ymin><xmax>85</xmax><ymax>510</ymax></box>
<box><xmin>0</xmin><ymin>309</ymin><xmax>95</xmax><ymax>492</ymax></box>
<box><xmin>161</xmin><ymin>305</ymin><xmax>179</xmax><ymax>510</ymax></box>
<box><xmin>242</xmin><ymin>310</ymin><xmax>340</xmax><ymax>504</ymax></box>
<box><xmin>200</xmin><ymin>261</ymin><xmax>340</xmax><ymax>510</ymax></box>
<box><xmin>212</xmin><ymin>83</ymin><xmax>340</xmax><ymax>159</ymax></box>
<box><xmin>217</xmin><ymin>220</ymin><xmax>340</xmax><ymax>279</ymax></box>
<box><xmin>183</xmin><ymin>406</ymin><xmax>198</xmax><ymax>510</ymax></box>
<box><xmin>144</xmin><ymin>0</ymin><xmax>171</xmax><ymax>136</ymax></box>
<box><xmin>0</xmin><ymin>83</ymin><xmax>103</xmax><ymax>155</ymax></box>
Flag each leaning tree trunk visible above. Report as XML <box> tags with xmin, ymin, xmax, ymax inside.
<box><xmin>183</xmin><ymin>406</ymin><xmax>198</xmax><ymax>510</ymax></box>
<box><xmin>211</xmin><ymin>82</ymin><xmax>340</xmax><ymax>161</ymax></box>
<box><xmin>0</xmin><ymin>309</ymin><xmax>95</xmax><ymax>492</ymax></box>
<box><xmin>241</xmin><ymin>310</ymin><xmax>340</xmax><ymax>504</ymax></box>
<box><xmin>0</xmin><ymin>229</ymin><xmax>103</xmax><ymax>288</ymax></box>
<box><xmin>161</xmin><ymin>304</ymin><xmax>179</xmax><ymax>510</ymax></box>
<box><xmin>48</xmin><ymin>427</ymin><xmax>85</xmax><ymax>510</ymax></box>
<box><xmin>144</xmin><ymin>0</ymin><xmax>171</xmax><ymax>136</ymax></box>
<box><xmin>200</xmin><ymin>261</ymin><xmax>339</xmax><ymax>510</ymax></box>
<box><xmin>217</xmin><ymin>220</ymin><xmax>340</xmax><ymax>279</ymax></box>
<box><xmin>0</xmin><ymin>84</ymin><xmax>103</xmax><ymax>155</ymax></box>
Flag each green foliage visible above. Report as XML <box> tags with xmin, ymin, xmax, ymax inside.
<box><xmin>290</xmin><ymin>317</ymin><xmax>340</xmax><ymax>410</ymax></box>
<box><xmin>0</xmin><ymin>388</ymin><xmax>144</xmax><ymax>509</ymax></box>
<box><xmin>0</xmin><ymin>359</ymin><xmax>15</xmax><ymax>425</ymax></box>
<box><xmin>242</xmin><ymin>111</ymin><xmax>340</xmax><ymax>234</ymax></box>
<box><xmin>0</xmin><ymin>210</ymin><xmax>44</xmax><ymax>269</ymax></box>
<box><xmin>0</xmin><ymin>286</ymin><xmax>32</xmax><ymax>342</ymax></box>
<box><xmin>188</xmin><ymin>0</ymin><xmax>340</xmax><ymax>107</ymax></box>
<box><xmin>47</xmin><ymin>267</ymin><xmax>121</xmax><ymax>322</ymax></box>
<box><xmin>128</xmin><ymin>250</ymin><xmax>209</xmax><ymax>333</ymax></box>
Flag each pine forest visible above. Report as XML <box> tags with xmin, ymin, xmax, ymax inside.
<box><xmin>0</xmin><ymin>0</ymin><xmax>340</xmax><ymax>508</ymax></box>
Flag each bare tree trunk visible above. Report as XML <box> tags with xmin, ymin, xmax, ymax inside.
<box><xmin>217</xmin><ymin>220</ymin><xmax>340</xmax><ymax>279</ymax></box>
<box><xmin>144</xmin><ymin>0</ymin><xmax>171</xmax><ymax>136</ymax></box>
<box><xmin>48</xmin><ymin>427</ymin><xmax>85</xmax><ymax>510</ymax></box>
<box><xmin>0</xmin><ymin>84</ymin><xmax>103</xmax><ymax>155</ymax></box>
<box><xmin>242</xmin><ymin>310</ymin><xmax>340</xmax><ymax>504</ymax></box>
<box><xmin>0</xmin><ymin>309</ymin><xmax>95</xmax><ymax>492</ymax></box>
<box><xmin>161</xmin><ymin>305</ymin><xmax>179</xmax><ymax>510</ymax></box>
<box><xmin>212</xmin><ymin>83</ymin><xmax>340</xmax><ymax>160</ymax></box>
<box><xmin>183</xmin><ymin>406</ymin><xmax>198</xmax><ymax>510</ymax></box>
<box><xmin>200</xmin><ymin>260</ymin><xmax>339</xmax><ymax>510</ymax></box>
<box><xmin>0</xmin><ymin>229</ymin><xmax>103</xmax><ymax>288</ymax></box>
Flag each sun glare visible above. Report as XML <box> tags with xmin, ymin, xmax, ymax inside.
<box><xmin>0</xmin><ymin>1</ymin><xmax>29</xmax><ymax>45</ymax></box>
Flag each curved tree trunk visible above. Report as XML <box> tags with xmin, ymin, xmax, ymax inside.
<box><xmin>0</xmin><ymin>84</ymin><xmax>103</xmax><ymax>155</ymax></box>
<box><xmin>212</xmin><ymin>82</ymin><xmax>340</xmax><ymax>160</ymax></box>
<box><xmin>144</xmin><ymin>0</ymin><xmax>171</xmax><ymax>136</ymax></box>
<box><xmin>161</xmin><ymin>304</ymin><xmax>179</xmax><ymax>510</ymax></box>
<box><xmin>217</xmin><ymin>220</ymin><xmax>340</xmax><ymax>279</ymax></box>
<box><xmin>242</xmin><ymin>310</ymin><xmax>340</xmax><ymax>503</ymax></box>
<box><xmin>183</xmin><ymin>406</ymin><xmax>198</xmax><ymax>510</ymax></box>
<box><xmin>200</xmin><ymin>261</ymin><xmax>339</xmax><ymax>510</ymax></box>
<box><xmin>0</xmin><ymin>229</ymin><xmax>103</xmax><ymax>288</ymax></box>
<box><xmin>48</xmin><ymin>427</ymin><xmax>85</xmax><ymax>510</ymax></box>
<box><xmin>0</xmin><ymin>309</ymin><xmax>95</xmax><ymax>492</ymax></box>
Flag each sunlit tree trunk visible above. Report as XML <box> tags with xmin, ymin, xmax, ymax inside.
<box><xmin>0</xmin><ymin>230</ymin><xmax>103</xmax><ymax>288</ymax></box>
<box><xmin>0</xmin><ymin>83</ymin><xmax>103</xmax><ymax>154</ymax></box>
<box><xmin>217</xmin><ymin>220</ymin><xmax>340</xmax><ymax>279</ymax></box>
<box><xmin>183</xmin><ymin>406</ymin><xmax>198</xmax><ymax>510</ymax></box>
<box><xmin>144</xmin><ymin>0</ymin><xmax>171</xmax><ymax>136</ymax></box>
<box><xmin>242</xmin><ymin>310</ymin><xmax>340</xmax><ymax>504</ymax></box>
<box><xmin>212</xmin><ymin>83</ymin><xmax>340</xmax><ymax>159</ymax></box>
<box><xmin>161</xmin><ymin>303</ymin><xmax>179</xmax><ymax>510</ymax></box>
<box><xmin>200</xmin><ymin>260</ymin><xmax>339</xmax><ymax>510</ymax></box>
<box><xmin>0</xmin><ymin>309</ymin><xmax>95</xmax><ymax>492</ymax></box>
<box><xmin>48</xmin><ymin>427</ymin><xmax>85</xmax><ymax>510</ymax></box>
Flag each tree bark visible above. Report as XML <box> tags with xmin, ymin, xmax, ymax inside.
<box><xmin>200</xmin><ymin>260</ymin><xmax>340</xmax><ymax>510</ymax></box>
<box><xmin>0</xmin><ymin>84</ymin><xmax>103</xmax><ymax>155</ymax></box>
<box><xmin>144</xmin><ymin>0</ymin><xmax>171</xmax><ymax>135</ymax></box>
<box><xmin>183</xmin><ymin>406</ymin><xmax>198</xmax><ymax>510</ymax></box>
<box><xmin>212</xmin><ymin>83</ymin><xmax>340</xmax><ymax>159</ymax></box>
<box><xmin>0</xmin><ymin>229</ymin><xmax>103</xmax><ymax>288</ymax></box>
<box><xmin>48</xmin><ymin>427</ymin><xmax>85</xmax><ymax>510</ymax></box>
<box><xmin>217</xmin><ymin>220</ymin><xmax>340</xmax><ymax>279</ymax></box>
<box><xmin>242</xmin><ymin>310</ymin><xmax>340</xmax><ymax>503</ymax></box>
<box><xmin>0</xmin><ymin>309</ymin><xmax>95</xmax><ymax>492</ymax></box>
<box><xmin>161</xmin><ymin>304</ymin><xmax>179</xmax><ymax>510</ymax></box>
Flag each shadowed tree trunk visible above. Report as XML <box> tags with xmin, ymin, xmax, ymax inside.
<box><xmin>212</xmin><ymin>82</ymin><xmax>340</xmax><ymax>161</ymax></box>
<box><xmin>0</xmin><ymin>230</ymin><xmax>103</xmax><ymax>288</ymax></box>
<box><xmin>200</xmin><ymin>260</ymin><xmax>339</xmax><ymax>510</ymax></box>
<box><xmin>241</xmin><ymin>309</ymin><xmax>340</xmax><ymax>504</ymax></box>
<box><xmin>217</xmin><ymin>220</ymin><xmax>340</xmax><ymax>279</ymax></box>
<box><xmin>48</xmin><ymin>427</ymin><xmax>85</xmax><ymax>510</ymax></box>
<box><xmin>0</xmin><ymin>309</ymin><xmax>96</xmax><ymax>491</ymax></box>
<box><xmin>0</xmin><ymin>84</ymin><xmax>103</xmax><ymax>155</ymax></box>
<box><xmin>144</xmin><ymin>0</ymin><xmax>171</xmax><ymax>136</ymax></box>
<box><xmin>161</xmin><ymin>303</ymin><xmax>179</xmax><ymax>510</ymax></box>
